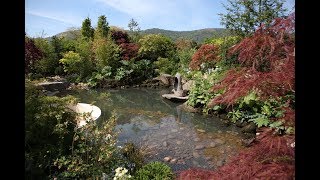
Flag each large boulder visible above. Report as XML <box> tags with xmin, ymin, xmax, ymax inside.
<box><xmin>68</xmin><ymin>103</ymin><xmax>101</xmax><ymax>128</ymax></box>
<box><xmin>153</xmin><ymin>74</ymin><xmax>175</xmax><ymax>87</ymax></box>
<box><xmin>182</xmin><ymin>80</ymin><xmax>194</xmax><ymax>91</ymax></box>
<box><xmin>241</xmin><ymin>122</ymin><xmax>257</xmax><ymax>134</ymax></box>
<box><xmin>37</xmin><ymin>81</ymin><xmax>69</xmax><ymax>91</ymax></box>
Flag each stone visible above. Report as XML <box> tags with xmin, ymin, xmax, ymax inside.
<box><xmin>37</xmin><ymin>81</ymin><xmax>69</xmax><ymax>91</ymax></box>
<box><xmin>162</xmin><ymin>94</ymin><xmax>188</xmax><ymax>102</ymax></box>
<box><xmin>195</xmin><ymin>145</ymin><xmax>205</xmax><ymax>150</ymax></box>
<box><xmin>194</xmin><ymin>138</ymin><xmax>201</xmax><ymax>142</ymax></box>
<box><xmin>176</xmin><ymin>140</ymin><xmax>182</xmax><ymax>145</ymax></box>
<box><xmin>197</xmin><ymin>129</ymin><xmax>206</xmax><ymax>133</ymax></box>
<box><xmin>219</xmin><ymin>113</ymin><xmax>228</xmax><ymax>120</ymax></box>
<box><xmin>68</xmin><ymin>103</ymin><xmax>101</xmax><ymax>128</ymax></box>
<box><xmin>205</xmin><ymin>157</ymin><xmax>212</xmax><ymax>161</ymax></box>
<box><xmin>163</xmin><ymin>141</ymin><xmax>168</xmax><ymax>147</ymax></box>
<box><xmin>182</xmin><ymin>80</ymin><xmax>194</xmax><ymax>91</ymax></box>
<box><xmin>193</xmin><ymin>152</ymin><xmax>200</xmax><ymax>158</ymax></box>
<box><xmin>163</xmin><ymin>156</ymin><xmax>172</xmax><ymax>162</ymax></box>
<box><xmin>216</xmin><ymin>160</ymin><xmax>223</xmax><ymax>167</ymax></box>
<box><xmin>235</xmin><ymin>121</ymin><xmax>248</xmax><ymax>128</ymax></box>
<box><xmin>171</xmin><ymin>129</ymin><xmax>178</xmax><ymax>133</ymax></box>
<box><xmin>214</xmin><ymin>139</ymin><xmax>225</xmax><ymax>145</ymax></box>
<box><xmin>209</xmin><ymin>142</ymin><xmax>217</xmax><ymax>148</ymax></box>
<box><xmin>170</xmin><ymin>158</ymin><xmax>177</xmax><ymax>164</ymax></box>
<box><xmin>241</xmin><ymin>122</ymin><xmax>257</xmax><ymax>134</ymax></box>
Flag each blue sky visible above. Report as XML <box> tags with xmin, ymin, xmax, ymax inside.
<box><xmin>25</xmin><ymin>0</ymin><xmax>295</xmax><ymax>38</ymax></box>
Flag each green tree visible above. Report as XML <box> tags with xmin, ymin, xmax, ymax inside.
<box><xmin>95</xmin><ymin>15</ymin><xmax>109</xmax><ymax>38</ymax></box>
<box><xmin>128</xmin><ymin>18</ymin><xmax>141</xmax><ymax>42</ymax></box>
<box><xmin>93</xmin><ymin>39</ymin><xmax>121</xmax><ymax>71</ymax></box>
<box><xmin>138</xmin><ymin>34</ymin><xmax>176</xmax><ymax>62</ymax></box>
<box><xmin>59</xmin><ymin>51</ymin><xmax>94</xmax><ymax>80</ymax></box>
<box><xmin>81</xmin><ymin>17</ymin><xmax>94</xmax><ymax>40</ymax></box>
<box><xmin>51</xmin><ymin>36</ymin><xmax>64</xmax><ymax>60</ymax></box>
<box><xmin>33</xmin><ymin>38</ymin><xmax>60</xmax><ymax>75</ymax></box>
<box><xmin>219</xmin><ymin>0</ymin><xmax>287</xmax><ymax>37</ymax></box>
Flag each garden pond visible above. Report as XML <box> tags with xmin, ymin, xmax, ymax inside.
<box><xmin>60</xmin><ymin>87</ymin><xmax>246</xmax><ymax>172</ymax></box>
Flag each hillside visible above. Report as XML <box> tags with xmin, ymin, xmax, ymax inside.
<box><xmin>48</xmin><ymin>27</ymin><xmax>230</xmax><ymax>43</ymax></box>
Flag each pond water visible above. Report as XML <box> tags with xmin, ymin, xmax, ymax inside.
<box><xmin>61</xmin><ymin>88</ymin><xmax>245</xmax><ymax>172</ymax></box>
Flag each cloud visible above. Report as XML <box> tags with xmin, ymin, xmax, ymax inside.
<box><xmin>95</xmin><ymin>0</ymin><xmax>187</xmax><ymax>18</ymax></box>
<box><xmin>26</xmin><ymin>10</ymin><xmax>82</xmax><ymax>26</ymax></box>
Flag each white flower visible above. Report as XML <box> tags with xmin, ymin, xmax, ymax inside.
<box><xmin>105</xmin><ymin>134</ymin><xmax>112</xmax><ymax>140</ymax></box>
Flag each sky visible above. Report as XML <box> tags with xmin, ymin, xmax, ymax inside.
<box><xmin>25</xmin><ymin>0</ymin><xmax>295</xmax><ymax>38</ymax></box>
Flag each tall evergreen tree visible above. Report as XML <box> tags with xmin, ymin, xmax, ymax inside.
<box><xmin>81</xmin><ymin>17</ymin><xmax>94</xmax><ymax>39</ymax></box>
<box><xmin>219</xmin><ymin>0</ymin><xmax>287</xmax><ymax>37</ymax></box>
<box><xmin>96</xmin><ymin>15</ymin><xmax>110</xmax><ymax>38</ymax></box>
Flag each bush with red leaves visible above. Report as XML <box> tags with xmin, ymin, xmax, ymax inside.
<box><xmin>178</xmin><ymin>128</ymin><xmax>295</xmax><ymax>180</ymax></box>
<box><xmin>210</xmin><ymin>14</ymin><xmax>295</xmax><ymax>107</ymax></box>
<box><xmin>189</xmin><ymin>44</ymin><xmax>219</xmax><ymax>70</ymax></box>
<box><xmin>119</xmin><ymin>43</ymin><xmax>139</xmax><ymax>61</ymax></box>
<box><xmin>110</xmin><ymin>30</ymin><xmax>130</xmax><ymax>45</ymax></box>
<box><xmin>25</xmin><ymin>37</ymin><xmax>43</xmax><ymax>74</ymax></box>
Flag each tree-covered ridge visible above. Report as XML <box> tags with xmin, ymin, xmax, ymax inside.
<box><xmin>47</xmin><ymin>27</ymin><xmax>230</xmax><ymax>44</ymax></box>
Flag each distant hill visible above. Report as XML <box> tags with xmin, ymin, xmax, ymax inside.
<box><xmin>139</xmin><ymin>28</ymin><xmax>229</xmax><ymax>43</ymax></box>
<box><xmin>47</xmin><ymin>27</ymin><xmax>230</xmax><ymax>43</ymax></box>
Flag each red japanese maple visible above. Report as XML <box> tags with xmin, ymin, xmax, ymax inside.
<box><xmin>210</xmin><ymin>14</ymin><xmax>295</xmax><ymax>107</ymax></box>
<box><xmin>189</xmin><ymin>44</ymin><xmax>219</xmax><ymax>70</ymax></box>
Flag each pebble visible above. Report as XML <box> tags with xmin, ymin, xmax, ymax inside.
<box><xmin>163</xmin><ymin>156</ymin><xmax>172</xmax><ymax>162</ymax></box>
<box><xmin>194</xmin><ymin>138</ymin><xmax>201</xmax><ymax>142</ymax></box>
<box><xmin>195</xmin><ymin>145</ymin><xmax>205</xmax><ymax>150</ymax></box>
<box><xmin>170</xmin><ymin>158</ymin><xmax>177</xmax><ymax>164</ymax></box>
<box><xmin>163</xmin><ymin>141</ymin><xmax>168</xmax><ymax>147</ymax></box>
<box><xmin>197</xmin><ymin>129</ymin><xmax>206</xmax><ymax>133</ymax></box>
<box><xmin>193</xmin><ymin>152</ymin><xmax>200</xmax><ymax>158</ymax></box>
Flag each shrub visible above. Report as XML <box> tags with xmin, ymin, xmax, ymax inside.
<box><xmin>25</xmin><ymin>37</ymin><xmax>43</xmax><ymax>74</ymax></box>
<box><xmin>93</xmin><ymin>38</ymin><xmax>121</xmax><ymax>70</ymax></box>
<box><xmin>189</xmin><ymin>44</ymin><xmax>219</xmax><ymax>71</ymax></box>
<box><xmin>111</xmin><ymin>29</ymin><xmax>130</xmax><ymax>45</ymax></box>
<box><xmin>134</xmin><ymin>161</ymin><xmax>174</xmax><ymax>180</ymax></box>
<box><xmin>25</xmin><ymin>81</ymin><xmax>77</xmax><ymax>178</ymax></box>
<box><xmin>138</xmin><ymin>34</ymin><xmax>176</xmax><ymax>62</ymax></box>
<box><xmin>119</xmin><ymin>43</ymin><xmax>140</xmax><ymax>61</ymax></box>
<box><xmin>59</xmin><ymin>51</ymin><xmax>94</xmax><ymax>81</ymax></box>
<box><xmin>210</xmin><ymin>14</ymin><xmax>295</xmax><ymax>107</ymax></box>
<box><xmin>153</xmin><ymin>57</ymin><xmax>177</xmax><ymax>75</ymax></box>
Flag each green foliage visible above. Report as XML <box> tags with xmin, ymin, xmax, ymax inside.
<box><xmin>128</xmin><ymin>18</ymin><xmax>141</xmax><ymax>43</ymax></box>
<box><xmin>154</xmin><ymin>57</ymin><xmax>177</xmax><ymax>75</ymax></box>
<box><xmin>140</xmin><ymin>28</ymin><xmax>229</xmax><ymax>43</ymax></box>
<box><xmin>121</xmin><ymin>143</ymin><xmax>144</xmax><ymax>174</ymax></box>
<box><xmin>53</xmin><ymin>113</ymin><xmax>119</xmax><ymax>179</ymax></box>
<box><xmin>219</xmin><ymin>0</ymin><xmax>287</xmax><ymax>37</ymax></box>
<box><xmin>59</xmin><ymin>51</ymin><xmax>94</xmax><ymax>81</ymax></box>
<box><xmin>187</xmin><ymin>70</ymin><xmax>224</xmax><ymax>113</ymax></box>
<box><xmin>134</xmin><ymin>161</ymin><xmax>174</xmax><ymax>180</ymax></box>
<box><xmin>33</xmin><ymin>37</ymin><xmax>59</xmax><ymax>75</ymax></box>
<box><xmin>177</xmin><ymin>48</ymin><xmax>196</xmax><ymax>74</ymax></box>
<box><xmin>95</xmin><ymin>15</ymin><xmax>110</xmax><ymax>38</ymax></box>
<box><xmin>138</xmin><ymin>34</ymin><xmax>176</xmax><ymax>62</ymax></box>
<box><xmin>94</xmin><ymin>39</ymin><xmax>121</xmax><ymax>70</ymax></box>
<box><xmin>25</xmin><ymin>81</ymin><xmax>77</xmax><ymax>178</ymax></box>
<box><xmin>81</xmin><ymin>17</ymin><xmax>94</xmax><ymax>40</ymax></box>
<box><xmin>227</xmin><ymin>91</ymin><xmax>294</xmax><ymax>134</ymax></box>
<box><xmin>88</xmin><ymin>66</ymin><xmax>113</xmax><ymax>87</ymax></box>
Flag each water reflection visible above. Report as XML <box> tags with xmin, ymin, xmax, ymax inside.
<box><xmin>62</xmin><ymin>88</ymin><xmax>245</xmax><ymax>171</ymax></box>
